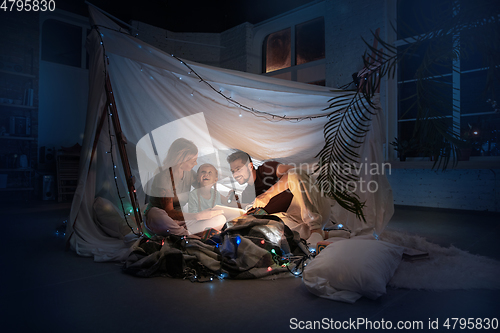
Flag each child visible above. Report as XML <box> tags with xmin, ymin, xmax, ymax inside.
<box><xmin>188</xmin><ymin>163</ymin><xmax>223</xmax><ymax>213</ymax></box>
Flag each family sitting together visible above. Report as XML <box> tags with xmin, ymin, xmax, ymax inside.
<box><xmin>144</xmin><ymin>138</ymin><xmax>330</xmax><ymax>241</ymax></box>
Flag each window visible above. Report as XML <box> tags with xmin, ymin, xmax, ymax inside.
<box><xmin>41</xmin><ymin>19</ymin><xmax>90</xmax><ymax>69</ymax></box>
<box><xmin>42</xmin><ymin>19</ymin><xmax>83</xmax><ymax>68</ymax></box>
<box><xmin>396</xmin><ymin>0</ymin><xmax>499</xmax><ymax>158</ymax></box>
<box><xmin>295</xmin><ymin>17</ymin><xmax>325</xmax><ymax>66</ymax></box>
<box><xmin>262</xmin><ymin>17</ymin><xmax>325</xmax><ymax>85</ymax></box>
<box><xmin>263</xmin><ymin>28</ymin><xmax>291</xmax><ymax>73</ymax></box>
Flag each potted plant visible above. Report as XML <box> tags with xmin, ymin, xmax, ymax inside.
<box><xmin>390</xmin><ymin>137</ymin><xmax>418</xmax><ymax>161</ymax></box>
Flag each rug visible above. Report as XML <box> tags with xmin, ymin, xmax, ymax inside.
<box><xmin>380</xmin><ymin>229</ymin><xmax>500</xmax><ymax>290</ymax></box>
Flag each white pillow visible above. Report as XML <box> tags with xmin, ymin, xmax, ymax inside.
<box><xmin>93</xmin><ymin>197</ymin><xmax>135</xmax><ymax>239</ymax></box>
<box><xmin>303</xmin><ymin>239</ymin><xmax>403</xmax><ymax>303</ymax></box>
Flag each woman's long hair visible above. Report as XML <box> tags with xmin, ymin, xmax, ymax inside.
<box><xmin>162</xmin><ymin>138</ymin><xmax>198</xmax><ymax>170</ymax></box>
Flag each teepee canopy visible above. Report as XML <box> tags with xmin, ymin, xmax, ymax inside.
<box><xmin>66</xmin><ymin>6</ymin><xmax>393</xmax><ymax>261</ymax></box>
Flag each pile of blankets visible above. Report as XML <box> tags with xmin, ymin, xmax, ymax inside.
<box><xmin>123</xmin><ymin>215</ymin><xmax>307</xmax><ymax>281</ymax></box>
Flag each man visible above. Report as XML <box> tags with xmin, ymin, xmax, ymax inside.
<box><xmin>227</xmin><ymin>150</ymin><xmax>294</xmax><ymax>214</ymax></box>
<box><xmin>227</xmin><ymin>150</ymin><xmax>330</xmax><ymax>241</ymax></box>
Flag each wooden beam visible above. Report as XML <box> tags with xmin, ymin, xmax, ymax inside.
<box><xmin>104</xmin><ymin>74</ymin><xmax>143</xmax><ymax>234</ymax></box>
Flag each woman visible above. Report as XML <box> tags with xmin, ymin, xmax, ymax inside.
<box><xmin>144</xmin><ymin>138</ymin><xmax>223</xmax><ymax>237</ymax></box>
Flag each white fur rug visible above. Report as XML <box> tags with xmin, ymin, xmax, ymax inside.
<box><xmin>380</xmin><ymin>229</ymin><xmax>500</xmax><ymax>290</ymax></box>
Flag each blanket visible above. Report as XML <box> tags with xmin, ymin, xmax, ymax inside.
<box><xmin>123</xmin><ymin>215</ymin><xmax>306</xmax><ymax>281</ymax></box>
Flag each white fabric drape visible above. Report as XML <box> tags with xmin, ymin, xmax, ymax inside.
<box><xmin>66</xmin><ymin>7</ymin><xmax>393</xmax><ymax>261</ymax></box>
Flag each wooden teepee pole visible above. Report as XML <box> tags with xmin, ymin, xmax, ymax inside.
<box><xmin>104</xmin><ymin>73</ymin><xmax>143</xmax><ymax>234</ymax></box>
<box><xmin>89</xmin><ymin>103</ymin><xmax>109</xmax><ymax>167</ymax></box>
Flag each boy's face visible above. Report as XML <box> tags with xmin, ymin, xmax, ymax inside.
<box><xmin>198</xmin><ymin>165</ymin><xmax>218</xmax><ymax>186</ymax></box>
<box><xmin>230</xmin><ymin>158</ymin><xmax>253</xmax><ymax>185</ymax></box>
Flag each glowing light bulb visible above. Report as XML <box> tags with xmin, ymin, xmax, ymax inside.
<box><xmin>235</xmin><ymin>236</ymin><xmax>241</xmax><ymax>245</ymax></box>
<box><xmin>260</xmin><ymin>240</ymin><xmax>265</xmax><ymax>245</ymax></box>
<box><xmin>267</xmin><ymin>267</ymin><xmax>272</xmax><ymax>271</ymax></box>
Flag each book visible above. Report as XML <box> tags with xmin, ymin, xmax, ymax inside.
<box><xmin>185</xmin><ymin>205</ymin><xmax>246</xmax><ymax>234</ymax></box>
<box><xmin>402</xmin><ymin>247</ymin><xmax>430</xmax><ymax>261</ymax></box>
<box><xmin>212</xmin><ymin>204</ymin><xmax>246</xmax><ymax>222</ymax></box>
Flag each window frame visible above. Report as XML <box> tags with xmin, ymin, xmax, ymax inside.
<box><xmin>260</xmin><ymin>16</ymin><xmax>326</xmax><ymax>85</ymax></box>
<box><xmin>40</xmin><ymin>10</ymin><xmax>90</xmax><ymax>70</ymax></box>
<box><xmin>389</xmin><ymin>0</ymin><xmax>500</xmax><ymax>163</ymax></box>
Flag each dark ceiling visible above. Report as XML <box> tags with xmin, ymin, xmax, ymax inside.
<box><xmin>58</xmin><ymin>0</ymin><xmax>317</xmax><ymax>32</ymax></box>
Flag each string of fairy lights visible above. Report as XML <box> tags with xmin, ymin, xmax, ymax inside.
<box><xmin>105</xmin><ymin>109</ymin><xmax>141</xmax><ymax>236</ymax></box>
<box><xmin>179</xmin><ymin>233</ymin><xmax>316</xmax><ymax>281</ymax></box>
<box><xmin>94</xmin><ymin>24</ymin><xmax>358</xmax><ymax>123</ymax></box>
<box><xmin>168</xmin><ymin>53</ymin><xmax>356</xmax><ymax>123</ymax></box>
<box><xmin>96</xmin><ymin>26</ymin><xmax>141</xmax><ymax>236</ymax></box>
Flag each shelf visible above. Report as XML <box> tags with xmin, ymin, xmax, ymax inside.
<box><xmin>0</xmin><ymin>135</ymin><xmax>34</xmax><ymax>141</ymax></box>
<box><xmin>0</xmin><ymin>69</ymin><xmax>36</xmax><ymax>79</ymax></box>
<box><xmin>386</xmin><ymin>159</ymin><xmax>500</xmax><ymax>169</ymax></box>
<box><xmin>0</xmin><ymin>168</ymin><xmax>33</xmax><ymax>172</ymax></box>
<box><xmin>0</xmin><ymin>102</ymin><xmax>37</xmax><ymax>110</ymax></box>
<box><xmin>0</xmin><ymin>187</ymin><xmax>34</xmax><ymax>191</ymax></box>
<box><xmin>57</xmin><ymin>153</ymin><xmax>80</xmax><ymax>202</ymax></box>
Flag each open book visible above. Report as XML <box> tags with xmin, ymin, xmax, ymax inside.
<box><xmin>402</xmin><ymin>248</ymin><xmax>430</xmax><ymax>261</ymax></box>
<box><xmin>185</xmin><ymin>205</ymin><xmax>246</xmax><ymax>235</ymax></box>
<box><xmin>213</xmin><ymin>204</ymin><xmax>246</xmax><ymax>222</ymax></box>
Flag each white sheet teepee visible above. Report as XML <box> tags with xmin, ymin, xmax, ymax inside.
<box><xmin>66</xmin><ymin>6</ymin><xmax>393</xmax><ymax>261</ymax></box>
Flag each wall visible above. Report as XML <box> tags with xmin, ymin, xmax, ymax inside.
<box><xmin>220</xmin><ymin>22</ymin><xmax>254</xmax><ymax>72</ymax></box>
<box><xmin>132</xmin><ymin>21</ymin><xmax>221</xmax><ymax>68</ymax></box>
<box><xmin>387</xmin><ymin>167</ymin><xmax>500</xmax><ymax>212</ymax></box>
<box><xmin>324</xmin><ymin>0</ymin><xmax>387</xmax><ymax>89</ymax></box>
<box><xmin>38</xmin><ymin>61</ymin><xmax>88</xmax><ymax>149</ymax></box>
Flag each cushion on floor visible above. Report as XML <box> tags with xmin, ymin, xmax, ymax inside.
<box><xmin>302</xmin><ymin>239</ymin><xmax>404</xmax><ymax>303</ymax></box>
<box><xmin>93</xmin><ymin>197</ymin><xmax>134</xmax><ymax>239</ymax></box>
